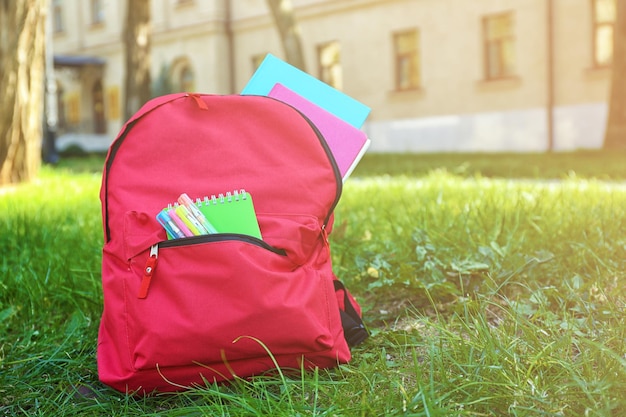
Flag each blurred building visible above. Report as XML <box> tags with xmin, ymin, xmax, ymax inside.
<box><xmin>51</xmin><ymin>0</ymin><xmax>616</xmax><ymax>153</ymax></box>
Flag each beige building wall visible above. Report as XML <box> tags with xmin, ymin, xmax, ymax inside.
<box><xmin>554</xmin><ymin>0</ymin><xmax>610</xmax><ymax>104</ymax></box>
<box><xmin>152</xmin><ymin>1</ymin><xmax>233</xmax><ymax>94</ymax></box>
<box><xmin>52</xmin><ymin>0</ymin><xmax>613</xmax><ymax>153</ymax></box>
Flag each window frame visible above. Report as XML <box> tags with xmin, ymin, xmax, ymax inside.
<box><xmin>170</xmin><ymin>57</ymin><xmax>196</xmax><ymax>93</ymax></box>
<box><xmin>591</xmin><ymin>0</ymin><xmax>616</xmax><ymax>68</ymax></box>
<box><xmin>482</xmin><ymin>11</ymin><xmax>516</xmax><ymax>81</ymax></box>
<box><xmin>52</xmin><ymin>0</ymin><xmax>64</xmax><ymax>33</ymax></box>
<box><xmin>90</xmin><ymin>0</ymin><xmax>105</xmax><ymax>25</ymax></box>
<box><xmin>317</xmin><ymin>40</ymin><xmax>342</xmax><ymax>90</ymax></box>
<box><xmin>393</xmin><ymin>28</ymin><xmax>421</xmax><ymax>91</ymax></box>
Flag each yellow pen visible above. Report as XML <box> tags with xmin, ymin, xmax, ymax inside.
<box><xmin>174</xmin><ymin>204</ymin><xmax>206</xmax><ymax>235</ymax></box>
<box><xmin>178</xmin><ymin>193</ymin><xmax>218</xmax><ymax>234</ymax></box>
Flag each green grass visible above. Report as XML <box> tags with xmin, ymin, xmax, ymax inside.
<box><xmin>353</xmin><ymin>150</ymin><xmax>626</xmax><ymax>180</ymax></box>
<box><xmin>2</xmin><ymin>151</ymin><xmax>626</xmax><ymax>416</ymax></box>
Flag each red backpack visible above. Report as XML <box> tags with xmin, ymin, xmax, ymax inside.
<box><xmin>97</xmin><ymin>93</ymin><xmax>368</xmax><ymax>394</ymax></box>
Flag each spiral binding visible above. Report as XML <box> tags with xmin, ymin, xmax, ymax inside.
<box><xmin>198</xmin><ymin>189</ymin><xmax>248</xmax><ymax>206</ymax></box>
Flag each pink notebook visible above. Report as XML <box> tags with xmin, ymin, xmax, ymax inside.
<box><xmin>268</xmin><ymin>83</ymin><xmax>370</xmax><ymax>181</ymax></box>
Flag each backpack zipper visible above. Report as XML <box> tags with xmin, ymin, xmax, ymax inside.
<box><xmin>309</xmin><ymin>117</ymin><xmax>343</xmax><ymax>228</ymax></box>
<box><xmin>264</xmin><ymin>96</ymin><xmax>343</xmax><ymax>229</ymax></box>
<box><xmin>138</xmin><ymin>244</ymin><xmax>159</xmax><ymax>299</ymax></box>
<box><xmin>137</xmin><ymin>234</ymin><xmax>287</xmax><ymax>299</ymax></box>
<box><xmin>105</xmin><ymin>95</ymin><xmax>342</xmax><ymax>242</ymax></box>
<box><xmin>158</xmin><ymin>232</ymin><xmax>287</xmax><ymax>254</ymax></box>
<box><xmin>103</xmin><ymin>94</ymin><xmax>188</xmax><ymax>242</ymax></box>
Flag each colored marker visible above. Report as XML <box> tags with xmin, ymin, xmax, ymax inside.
<box><xmin>167</xmin><ymin>207</ymin><xmax>195</xmax><ymax>237</ymax></box>
<box><xmin>174</xmin><ymin>204</ymin><xmax>206</xmax><ymax>235</ymax></box>
<box><xmin>178</xmin><ymin>193</ymin><xmax>218</xmax><ymax>234</ymax></box>
<box><xmin>156</xmin><ymin>210</ymin><xmax>186</xmax><ymax>239</ymax></box>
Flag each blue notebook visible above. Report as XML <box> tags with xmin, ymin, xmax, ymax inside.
<box><xmin>241</xmin><ymin>53</ymin><xmax>371</xmax><ymax>128</ymax></box>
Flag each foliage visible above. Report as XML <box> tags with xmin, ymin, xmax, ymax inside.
<box><xmin>2</xmin><ymin>152</ymin><xmax>626</xmax><ymax>415</ymax></box>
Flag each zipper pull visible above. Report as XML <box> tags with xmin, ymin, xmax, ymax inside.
<box><xmin>321</xmin><ymin>224</ymin><xmax>330</xmax><ymax>248</ymax></box>
<box><xmin>138</xmin><ymin>244</ymin><xmax>158</xmax><ymax>299</ymax></box>
<box><xmin>319</xmin><ymin>224</ymin><xmax>331</xmax><ymax>263</ymax></box>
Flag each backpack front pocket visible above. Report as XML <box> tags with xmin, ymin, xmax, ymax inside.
<box><xmin>124</xmin><ymin>239</ymin><xmax>336</xmax><ymax>371</ymax></box>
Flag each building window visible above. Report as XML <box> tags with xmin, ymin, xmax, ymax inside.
<box><xmin>179</xmin><ymin>66</ymin><xmax>195</xmax><ymax>92</ymax></box>
<box><xmin>66</xmin><ymin>93</ymin><xmax>81</xmax><ymax>126</ymax></box>
<box><xmin>93</xmin><ymin>80</ymin><xmax>106</xmax><ymax>134</ymax></box>
<box><xmin>56</xmin><ymin>82</ymin><xmax>66</xmax><ymax>131</ymax></box>
<box><xmin>53</xmin><ymin>0</ymin><xmax>64</xmax><ymax>33</ymax></box>
<box><xmin>482</xmin><ymin>12</ymin><xmax>515</xmax><ymax>80</ymax></box>
<box><xmin>317</xmin><ymin>41</ymin><xmax>342</xmax><ymax>89</ymax></box>
<box><xmin>393</xmin><ymin>29</ymin><xmax>420</xmax><ymax>91</ymax></box>
<box><xmin>106</xmin><ymin>86</ymin><xmax>120</xmax><ymax>121</ymax></box>
<box><xmin>170</xmin><ymin>58</ymin><xmax>195</xmax><ymax>92</ymax></box>
<box><xmin>91</xmin><ymin>0</ymin><xmax>104</xmax><ymax>25</ymax></box>
<box><xmin>592</xmin><ymin>0</ymin><xmax>616</xmax><ymax>67</ymax></box>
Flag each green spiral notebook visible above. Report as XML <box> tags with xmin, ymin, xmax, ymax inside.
<box><xmin>195</xmin><ymin>189</ymin><xmax>262</xmax><ymax>239</ymax></box>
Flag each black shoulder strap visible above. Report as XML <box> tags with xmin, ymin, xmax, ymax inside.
<box><xmin>333</xmin><ymin>280</ymin><xmax>369</xmax><ymax>347</ymax></box>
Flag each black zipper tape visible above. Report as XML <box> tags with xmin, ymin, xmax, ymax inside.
<box><xmin>158</xmin><ymin>233</ymin><xmax>287</xmax><ymax>256</ymax></box>
<box><xmin>104</xmin><ymin>94</ymin><xmax>342</xmax><ymax>243</ymax></box>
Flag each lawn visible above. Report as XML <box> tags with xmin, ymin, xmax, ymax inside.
<box><xmin>1</xmin><ymin>151</ymin><xmax>626</xmax><ymax>416</ymax></box>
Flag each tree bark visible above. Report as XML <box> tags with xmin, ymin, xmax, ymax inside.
<box><xmin>0</xmin><ymin>0</ymin><xmax>47</xmax><ymax>185</ymax></box>
<box><xmin>603</xmin><ymin>0</ymin><xmax>626</xmax><ymax>149</ymax></box>
<box><xmin>123</xmin><ymin>0</ymin><xmax>151</xmax><ymax>122</ymax></box>
<box><xmin>266</xmin><ymin>0</ymin><xmax>306</xmax><ymax>71</ymax></box>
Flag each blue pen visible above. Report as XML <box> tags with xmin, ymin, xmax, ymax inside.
<box><xmin>156</xmin><ymin>210</ymin><xmax>186</xmax><ymax>239</ymax></box>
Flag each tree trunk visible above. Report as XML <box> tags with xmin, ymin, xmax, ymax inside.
<box><xmin>123</xmin><ymin>0</ymin><xmax>151</xmax><ymax>122</ymax></box>
<box><xmin>603</xmin><ymin>0</ymin><xmax>626</xmax><ymax>149</ymax></box>
<box><xmin>266</xmin><ymin>0</ymin><xmax>306</xmax><ymax>71</ymax></box>
<box><xmin>0</xmin><ymin>0</ymin><xmax>46</xmax><ymax>185</ymax></box>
